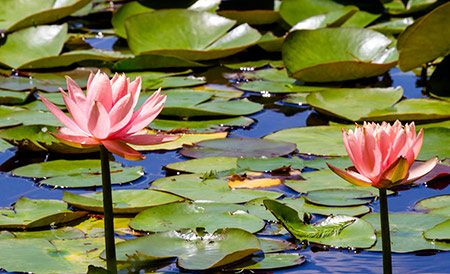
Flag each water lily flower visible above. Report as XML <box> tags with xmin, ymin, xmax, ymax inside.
<box><xmin>40</xmin><ymin>71</ymin><xmax>177</xmax><ymax>161</ymax></box>
<box><xmin>327</xmin><ymin>121</ymin><xmax>437</xmax><ymax>189</ymax></box>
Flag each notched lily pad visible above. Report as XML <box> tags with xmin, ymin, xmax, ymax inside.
<box><xmin>180</xmin><ymin>138</ymin><xmax>297</xmax><ymax>158</ymax></box>
<box><xmin>63</xmin><ymin>190</ymin><xmax>184</xmax><ymax>214</ymax></box>
<box><xmin>0</xmin><ymin>197</ymin><xmax>87</xmax><ymax>229</ymax></box>
<box><xmin>305</xmin><ymin>188</ymin><xmax>376</xmax><ymax>206</ymax></box>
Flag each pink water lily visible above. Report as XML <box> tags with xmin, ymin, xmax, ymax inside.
<box><xmin>327</xmin><ymin>121</ymin><xmax>437</xmax><ymax>188</ymax></box>
<box><xmin>40</xmin><ymin>71</ymin><xmax>177</xmax><ymax>161</ymax></box>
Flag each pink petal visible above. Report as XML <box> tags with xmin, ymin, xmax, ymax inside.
<box><xmin>108</xmin><ymin>93</ymin><xmax>135</xmax><ymax>133</ymax></box>
<box><xmin>129</xmin><ymin>76</ymin><xmax>142</xmax><ymax>105</ymax></box>
<box><xmin>39</xmin><ymin>93</ymin><xmax>85</xmax><ymax>135</ymax></box>
<box><xmin>406</xmin><ymin>157</ymin><xmax>438</xmax><ymax>183</ymax></box>
<box><xmin>87</xmin><ymin>101</ymin><xmax>111</xmax><ymax>139</ymax></box>
<box><xmin>110</xmin><ymin>72</ymin><xmax>119</xmax><ymax>85</ymax></box>
<box><xmin>111</xmin><ymin>73</ymin><xmax>128</xmax><ymax>103</ymax></box>
<box><xmin>61</xmin><ymin>89</ymin><xmax>89</xmax><ymax>133</ymax></box>
<box><xmin>121</xmin><ymin>133</ymin><xmax>179</xmax><ymax>145</ymax></box>
<box><xmin>66</xmin><ymin>76</ymin><xmax>86</xmax><ymax>108</ymax></box>
<box><xmin>101</xmin><ymin>139</ymin><xmax>145</xmax><ymax>161</ymax></box>
<box><xmin>51</xmin><ymin>132</ymin><xmax>101</xmax><ymax>148</ymax></box>
<box><xmin>411</xmin><ymin>128</ymin><xmax>424</xmax><ymax>159</ymax></box>
<box><xmin>87</xmin><ymin>71</ymin><xmax>96</xmax><ymax>91</ymax></box>
<box><xmin>87</xmin><ymin>72</ymin><xmax>113</xmax><ymax>112</ymax></box>
<box><xmin>326</xmin><ymin>163</ymin><xmax>373</xmax><ymax>187</ymax></box>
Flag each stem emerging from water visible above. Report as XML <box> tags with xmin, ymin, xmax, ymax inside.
<box><xmin>379</xmin><ymin>188</ymin><xmax>392</xmax><ymax>274</ymax></box>
<box><xmin>100</xmin><ymin>145</ymin><xmax>117</xmax><ymax>274</ymax></box>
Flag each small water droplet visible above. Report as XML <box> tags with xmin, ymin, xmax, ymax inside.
<box><xmin>96</xmin><ymin>32</ymin><xmax>104</xmax><ymax>38</ymax></box>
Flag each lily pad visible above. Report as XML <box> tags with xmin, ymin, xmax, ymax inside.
<box><xmin>0</xmin><ymin>89</ymin><xmax>31</xmax><ymax>105</ymax></box>
<box><xmin>283</xmin><ymin>196</ymin><xmax>371</xmax><ymax>217</ymax></box>
<box><xmin>125</xmin><ymin>10</ymin><xmax>261</xmax><ymax>60</ymax></box>
<box><xmin>74</xmin><ymin>217</ymin><xmax>136</xmax><ymax>237</ymax></box>
<box><xmin>417</xmin><ymin>127</ymin><xmax>450</xmax><ymax>160</ymax></box>
<box><xmin>108</xmin><ymin>228</ymin><xmax>261</xmax><ymax>270</ymax></box>
<box><xmin>397</xmin><ymin>1</ymin><xmax>450</xmax><ymax>71</ymax></box>
<box><xmin>0</xmin><ymin>24</ymin><xmax>68</xmax><ymax>69</ymax></box>
<box><xmin>290</xmin><ymin>5</ymin><xmax>359</xmax><ymax>31</ymax></box>
<box><xmin>283</xmin><ymin>28</ymin><xmax>397</xmax><ymax>82</ymax></box>
<box><xmin>306</xmin><ymin>87</ymin><xmax>403</xmax><ymax>121</ymax></box>
<box><xmin>305</xmin><ymin>188</ymin><xmax>376</xmax><ymax>206</ymax></box>
<box><xmin>279</xmin><ymin>0</ymin><xmax>344</xmax><ymax>26</ymax></box>
<box><xmin>424</xmin><ymin>219</ymin><xmax>450</xmax><ymax>241</ymax></box>
<box><xmin>164</xmin><ymin>156</ymin><xmax>239</xmax><ymax>174</ymax></box>
<box><xmin>217</xmin><ymin>10</ymin><xmax>281</xmax><ymax>25</ymax></box>
<box><xmin>369</xmin><ymin>17</ymin><xmax>414</xmax><ymax>35</ymax></box>
<box><xmin>111</xmin><ymin>1</ymin><xmax>154</xmax><ymax>38</ymax></box>
<box><xmin>0</xmin><ymin>197</ymin><xmax>87</xmax><ymax>230</ymax></box>
<box><xmin>230</xmin><ymin>253</ymin><xmax>306</xmax><ymax>270</ymax></box>
<box><xmin>150</xmin><ymin>174</ymin><xmax>282</xmax><ymax>203</ymax></box>
<box><xmin>367</xmin><ymin>98</ymin><xmax>450</xmax><ymax>121</ymax></box>
<box><xmin>0</xmin><ymin>237</ymin><xmax>111</xmax><ymax>274</ymax></box>
<box><xmin>415</xmin><ymin>195</ymin><xmax>450</xmax><ymax>211</ymax></box>
<box><xmin>264</xmin><ymin>125</ymin><xmax>353</xmax><ymax>156</ymax></box>
<box><xmin>0</xmin><ymin>0</ymin><xmax>90</xmax><ymax>32</ymax></box>
<box><xmin>264</xmin><ymin>199</ymin><xmax>376</xmax><ymax>248</ymax></box>
<box><xmin>112</xmin><ymin>54</ymin><xmax>206</xmax><ymax>71</ymax></box>
<box><xmin>304</xmin><ymin>156</ymin><xmax>353</xmax><ymax>170</ymax></box>
<box><xmin>10</xmin><ymin>227</ymin><xmax>85</xmax><ymax>241</ymax></box>
<box><xmin>63</xmin><ymin>190</ymin><xmax>184</xmax><ymax>214</ymax></box>
<box><xmin>180</xmin><ymin>138</ymin><xmax>296</xmax><ymax>158</ymax></box>
<box><xmin>130</xmin><ymin>202</ymin><xmax>265</xmax><ymax>233</ymax></box>
<box><xmin>150</xmin><ymin>116</ymin><xmax>254</xmax><ymax>133</ymax></box>
<box><xmin>236</xmin><ymin>81</ymin><xmax>328</xmax><ymax>93</ymax></box>
<box><xmin>237</xmin><ymin>157</ymin><xmax>305</xmax><ymax>172</ymax></box>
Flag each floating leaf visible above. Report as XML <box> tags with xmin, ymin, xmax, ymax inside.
<box><xmin>417</xmin><ymin>127</ymin><xmax>450</xmax><ymax>160</ymax></box>
<box><xmin>236</xmin><ymin>81</ymin><xmax>327</xmax><ymax>93</ymax></box>
<box><xmin>130</xmin><ymin>202</ymin><xmax>265</xmax><ymax>233</ymax></box>
<box><xmin>0</xmin><ymin>24</ymin><xmax>68</xmax><ymax>69</ymax></box>
<box><xmin>150</xmin><ymin>116</ymin><xmax>254</xmax><ymax>133</ymax></box>
<box><xmin>415</xmin><ymin>195</ymin><xmax>450</xmax><ymax>211</ymax></box>
<box><xmin>424</xmin><ymin>219</ymin><xmax>450</xmax><ymax>241</ymax></box>
<box><xmin>229</xmin><ymin>178</ymin><xmax>282</xmax><ymax>189</ymax></box>
<box><xmin>0</xmin><ymin>0</ymin><xmax>90</xmax><ymax>32</ymax></box>
<box><xmin>279</xmin><ymin>0</ymin><xmax>343</xmax><ymax>26</ymax></box>
<box><xmin>305</xmin><ymin>188</ymin><xmax>376</xmax><ymax>206</ymax></box>
<box><xmin>10</xmin><ymin>227</ymin><xmax>85</xmax><ymax>241</ymax></box>
<box><xmin>306</xmin><ymin>87</ymin><xmax>403</xmax><ymax>121</ymax></box>
<box><xmin>369</xmin><ymin>17</ymin><xmax>414</xmax><ymax>35</ymax></box>
<box><xmin>180</xmin><ymin>138</ymin><xmax>296</xmax><ymax>158</ymax></box>
<box><xmin>230</xmin><ymin>253</ymin><xmax>306</xmax><ymax>270</ymax></box>
<box><xmin>111</xmin><ymin>1</ymin><xmax>154</xmax><ymax>38</ymax></box>
<box><xmin>237</xmin><ymin>157</ymin><xmax>305</xmax><ymax>172</ymax></box>
<box><xmin>163</xmin><ymin>99</ymin><xmax>263</xmax><ymax>117</ymax></box>
<box><xmin>0</xmin><ymin>89</ymin><xmax>31</xmax><ymax>105</ymax></box>
<box><xmin>125</xmin><ymin>10</ymin><xmax>261</xmax><ymax>60</ymax></box>
<box><xmin>109</xmin><ymin>228</ymin><xmax>261</xmax><ymax>270</ymax></box>
<box><xmin>290</xmin><ymin>6</ymin><xmax>359</xmax><ymax>31</ymax></box>
<box><xmin>164</xmin><ymin>156</ymin><xmax>239</xmax><ymax>174</ymax></box>
<box><xmin>112</xmin><ymin>54</ymin><xmax>206</xmax><ymax>71</ymax></box>
<box><xmin>397</xmin><ymin>1</ymin><xmax>450</xmax><ymax>71</ymax></box>
<box><xmin>63</xmin><ymin>190</ymin><xmax>184</xmax><ymax>214</ymax></box>
<box><xmin>283</xmin><ymin>28</ymin><xmax>397</xmax><ymax>82</ymax></box>
<box><xmin>264</xmin><ymin>199</ymin><xmax>376</xmax><ymax>248</ymax></box>
<box><xmin>217</xmin><ymin>10</ymin><xmax>281</xmax><ymax>25</ymax></box>
<box><xmin>74</xmin><ymin>217</ymin><xmax>136</xmax><ymax>237</ymax></box>
<box><xmin>283</xmin><ymin>196</ymin><xmax>371</xmax><ymax>217</ymax></box>
<box><xmin>151</xmin><ymin>174</ymin><xmax>282</xmax><ymax>203</ymax></box>
<box><xmin>264</xmin><ymin>125</ymin><xmax>353</xmax><ymax>156</ymax></box>
<box><xmin>0</xmin><ymin>197</ymin><xmax>87</xmax><ymax>229</ymax></box>
<box><xmin>304</xmin><ymin>156</ymin><xmax>353</xmax><ymax>170</ymax></box>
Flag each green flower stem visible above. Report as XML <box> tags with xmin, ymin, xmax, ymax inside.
<box><xmin>379</xmin><ymin>188</ymin><xmax>392</xmax><ymax>274</ymax></box>
<box><xmin>100</xmin><ymin>145</ymin><xmax>118</xmax><ymax>274</ymax></box>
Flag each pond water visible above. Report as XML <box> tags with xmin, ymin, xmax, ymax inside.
<box><xmin>0</xmin><ymin>65</ymin><xmax>449</xmax><ymax>274</ymax></box>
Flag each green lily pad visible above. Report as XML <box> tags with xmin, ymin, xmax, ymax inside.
<box><xmin>397</xmin><ymin>1</ymin><xmax>450</xmax><ymax>71</ymax></box>
<box><xmin>0</xmin><ymin>109</ymin><xmax>63</xmax><ymax>126</ymax></box>
<box><xmin>63</xmin><ymin>190</ymin><xmax>184</xmax><ymax>214</ymax></box>
<box><xmin>0</xmin><ymin>89</ymin><xmax>31</xmax><ymax>104</ymax></box>
<box><xmin>306</xmin><ymin>87</ymin><xmax>403</xmax><ymax>121</ymax></box>
<box><xmin>283</xmin><ymin>28</ymin><xmax>397</xmax><ymax>82</ymax></box>
<box><xmin>283</xmin><ymin>196</ymin><xmax>371</xmax><ymax>217</ymax></box>
<box><xmin>0</xmin><ymin>24</ymin><xmax>68</xmax><ymax>69</ymax></box>
<box><xmin>10</xmin><ymin>227</ymin><xmax>85</xmax><ymax>241</ymax></box>
<box><xmin>164</xmin><ymin>156</ymin><xmax>239</xmax><ymax>174</ymax></box>
<box><xmin>426</xmin><ymin>206</ymin><xmax>450</xmax><ymax>217</ymax></box>
<box><xmin>130</xmin><ymin>132</ymin><xmax>228</xmax><ymax>151</ymax></box>
<box><xmin>19</xmin><ymin>49</ymin><xmax>130</xmax><ymax>70</ymax></box>
<box><xmin>111</xmin><ymin>1</ymin><xmax>154</xmax><ymax>38</ymax></box>
<box><xmin>0</xmin><ymin>0</ymin><xmax>90</xmax><ymax>32</ymax></box>
<box><xmin>290</xmin><ymin>5</ymin><xmax>359</xmax><ymax>31</ymax></box>
<box><xmin>230</xmin><ymin>253</ymin><xmax>306</xmax><ymax>270</ymax></box>
<box><xmin>0</xmin><ymin>125</ymin><xmax>98</xmax><ymax>153</ymax></box>
<box><xmin>74</xmin><ymin>217</ymin><xmax>135</xmax><ymax>237</ymax></box>
<box><xmin>415</xmin><ymin>195</ymin><xmax>450</xmax><ymax>211</ymax></box>
<box><xmin>283</xmin><ymin>93</ymin><xmax>309</xmax><ymax>105</ymax></box>
<box><xmin>0</xmin><ymin>197</ymin><xmax>87</xmax><ymax>230</ymax></box>
<box><xmin>238</xmin><ymin>68</ymin><xmax>294</xmax><ymax>83</ymax></box>
<box><xmin>417</xmin><ymin>127</ymin><xmax>450</xmax><ymax>160</ymax></box>
<box><xmin>150</xmin><ymin>174</ymin><xmax>282</xmax><ymax>203</ymax></box>
<box><xmin>108</xmin><ymin>228</ymin><xmax>261</xmax><ymax>270</ymax></box>
<box><xmin>112</xmin><ymin>54</ymin><xmax>206</xmax><ymax>71</ymax></box>
<box><xmin>217</xmin><ymin>10</ymin><xmax>281</xmax><ymax>25</ymax></box>
<box><xmin>305</xmin><ymin>188</ymin><xmax>376</xmax><ymax>207</ymax></box>
<box><xmin>0</xmin><ymin>237</ymin><xmax>111</xmax><ymax>274</ymax></box>
<box><xmin>367</xmin><ymin>98</ymin><xmax>450</xmax><ymax>122</ymax></box>
<box><xmin>264</xmin><ymin>199</ymin><xmax>376</xmax><ymax>248</ymax></box>
<box><xmin>386</xmin><ymin>0</ymin><xmax>440</xmax><ymax>15</ymax></box>
<box><xmin>279</xmin><ymin>0</ymin><xmax>344</xmax><ymax>26</ymax></box>
<box><xmin>126</xmin><ymin>10</ymin><xmax>261</xmax><ymax>60</ymax></box>
<box><xmin>243</xmin><ymin>198</ymin><xmax>280</xmax><ymax>221</ymax></box>
<box><xmin>340</xmin><ymin>10</ymin><xmax>381</xmax><ymax>28</ymax></box>
<box><xmin>236</xmin><ymin>81</ymin><xmax>328</xmax><ymax>93</ymax></box>
<box><xmin>149</xmin><ymin>116</ymin><xmax>254</xmax><ymax>133</ymax></box>
<box><xmin>257</xmin><ymin>32</ymin><xmax>284</xmax><ymax>52</ymax></box>
<box><xmin>130</xmin><ymin>202</ymin><xmax>265</xmax><ymax>233</ymax></box>
<box><xmin>424</xmin><ymin>219</ymin><xmax>450</xmax><ymax>240</ymax></box>
<box><xmin>237</xmin><ymin>156</ymin><xmax>305</xmax><ymax>172</ymax></box>
<box><xmin>259</xmin><ymin>238</ymin><xmax>298</xmax><ymax>253</ymax></box>
<box><xmin>369</xmin><ymin>17</ymin><xmax>414</xmax><ymax>35</ymax></box>
<box><xmin>264</xmin><ymin>125</ymin><xmax>354</xmax><ymax>156</ymax></box>
<box><xmin>362</xmin><ymin>212</ymin><xmax>450</xmax><ymax>252</ymax></box>
<box><xmin>144</xmin><ymin>76</ymin><xmax>206</xmax><ymax>90</ymax></box>
<box><xmin>285</xmin><ymin>169</ymin><xmax>376</xmax><ymax>193</ymax></box>
<box><xmin>304</xmin><ymin>156</ymin><xmax>353</xmax><ymax>170</ymax></box>
<box><xmin>180</xmin><ymin>138</ymin><xmax>296</xmax><ymax>158</ymax></box>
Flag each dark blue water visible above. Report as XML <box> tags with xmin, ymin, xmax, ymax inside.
<box><xmin>0</xmin><ymin>67</ymin><xmax>449</xmax><ymax>274</ymax></box>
